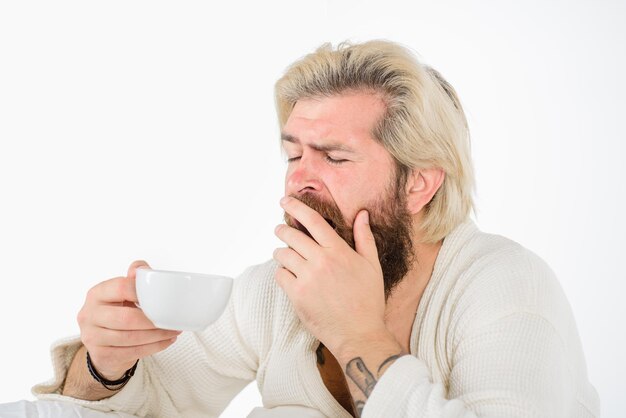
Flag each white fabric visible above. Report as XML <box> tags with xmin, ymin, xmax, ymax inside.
<box><xmin>0</xmin><ymin>401</ymin><xmax>321</xmax><ymax>418</ymax></box>
<box><xmin>0</xmin><ymin>400</ymin><xmax>137</xmax><ymax>417</ymax></box>
<box><xmin>247</xmin><ymin>406</ymin><xmax>327</xmax><ymax>418</ymax></box>
<box><xmin>32</xmin><ymin>219</ymin><xmax>600</xmax><ymax>417</ymax></box>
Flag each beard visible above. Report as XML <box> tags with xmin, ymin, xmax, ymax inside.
<box><xmin>283</xmin><ymin>181</ymin><xmax>415</xmax><ymax>301</ymax></box>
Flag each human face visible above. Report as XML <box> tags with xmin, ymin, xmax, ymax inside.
<box><xmin>281</xmin><ymin>93</ymin><xmax>415</xmax><ymax>298</ymax></box>
<box><xmin>281</xmin><ymin>92</ymin><xmax>397</xmax><ymax>225</ymax></box>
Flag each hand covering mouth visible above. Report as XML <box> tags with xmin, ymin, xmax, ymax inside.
<box><xmin>294</xmin><ymin>218</ymin><xmax>336</xmax><ymax>239</ymax></box>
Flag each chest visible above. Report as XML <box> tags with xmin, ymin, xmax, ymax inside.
<box><xmin>313</xmin><ymin>314</ymin><xmax>415</xmax><ymax>418</ymax></box>
<box><xmin>257</xmin><ymin>298</ymin><xmax>451</xmax><ymax>416</ymax></box>
<box><xmin>315</xmin><ymin>343</ymin><xmax>356</xmax><ymax>417</ymax></box>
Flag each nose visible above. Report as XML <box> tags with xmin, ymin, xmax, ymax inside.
<box><xmin>285</xmin><ymin>154</ymin><xmax>324</xmax><ymax>197</ymax></box>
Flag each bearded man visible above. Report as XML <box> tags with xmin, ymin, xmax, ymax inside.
<box><xmin>33</xmin><ymin>40</ymin><xmax>600</xmax><ymax>418</ymax></box>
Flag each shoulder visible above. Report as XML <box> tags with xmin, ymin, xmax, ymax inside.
<box><xmin>458</xmin><ymin>230</ymin><xmax>554</xmax><ymax>300</ymax></box>
<box><xmin>442</xmin><ymin>227</ymin><xmax>569</xmax><ymax>337</ymax></box>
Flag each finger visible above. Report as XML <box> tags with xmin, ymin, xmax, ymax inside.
<box><xmin>91</xmin><ymin>305</ymin><xmax>159</xmax><ymax>330</ymax></box>
<box><xmin>274</xmin><ymin>266</ymin><xmax>296</xmax><ymax>293</ymax></box>
<box><xmin>274</xmin><ymin>224</ymin><xmax>319</xmax><ymax>260</ymax></box>
<box><xmin>273</xmin><ymin>247</ymin><xmax>305</xmax><ymax>276</ymax></box>
<box><xmin>280</xmin><ymin>196</ymin><xmax>340</xmax><ymax>248</ymax></box>
<box><xmin>353</xmin><ymin>210</ymin><xmax>380</xmax><ymax>269</ymax></box>
<box><xmin>90</xmin><ymin>337</ymin><xmax>178</xmax><ymax>364</ymax></box>
<box><xmin>86</xmin><ymin>327</ymin><xmax>182</xmax><ymax>348</ymax></box>
<box><xmin>127</xmin><ymin>259</ymin><xmax>151</xmax><ymax>280</ymax></box>
<box><xmin>91</xmin><ymin>276</ymin><xmax>139</xmax><ymax>304</ymax></box>
<box><xmin>126</xmin><ymin>260</ymin><xmax>151</xmax><ymax>305</ymax></box>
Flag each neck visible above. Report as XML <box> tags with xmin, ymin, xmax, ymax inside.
<box><xmin>385</xmin><ymin>237</ymin><xmax>443</xmax><ymax>314</ymax></box>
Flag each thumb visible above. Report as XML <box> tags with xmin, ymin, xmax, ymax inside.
<box><xmin>354</xmin><ymin>210</ymin><xmax>379</xmax><ymax>265</ymax></box>
<box><xmin>127</xmin><ymin>259</ymin><xmax>151</xmax><ymax>280</ymax></box>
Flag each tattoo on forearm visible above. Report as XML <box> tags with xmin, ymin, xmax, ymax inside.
<box><xmin>346</xmin><ymin>352</ymin><xmax>405</xmax><ymax>415</ymax></box>
<box><xmin>377</xmin><ymin>354</ymin><xmax>403</xmax><ymax>375</ymax></box>
<box><xmin>354</xmin><ymin>400</ymin><xmax>365</xmax><ymax>416</ymax></box>
<box><xmin>346</xmin><ymin>357</ymin><xmax>377</xmax><ymax>397</ymax></box>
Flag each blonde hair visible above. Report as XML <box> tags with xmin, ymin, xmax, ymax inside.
<box><xmin>274</xmin><ymin>40</ymin><xmax>475</xmax><ymax>244</ymax></box>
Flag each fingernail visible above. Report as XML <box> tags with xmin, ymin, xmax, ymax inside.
<box><xmin>280</xmin><ymin>196</ymin><xmax>292</xmax><ymax>206</ymax></box>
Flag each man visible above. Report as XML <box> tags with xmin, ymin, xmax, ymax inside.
<box><xmin>33</xmin><ymin>40</ymin><xmax>600</xmax><ymax>417</ymax></box>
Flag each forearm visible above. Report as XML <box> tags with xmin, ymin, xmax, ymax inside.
<box><xmin>335</xmin><ymin>329</ymin><xmax>408</xmax><ymax>417</ymax></box>
<box><xmin>62</xmin><ymin>345</ymin><xmax>122</xmax><ymax>401</ymax></box>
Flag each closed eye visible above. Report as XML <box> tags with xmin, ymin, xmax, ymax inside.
<box><xmin>324</xmin><ymin>156</ymin><xmax>348</xmax><ymax>165</ymax></box>
<box><xmin>286</xmin><ymin>156</ymin><xmax>348</xmax><ymax>165</ymax></box>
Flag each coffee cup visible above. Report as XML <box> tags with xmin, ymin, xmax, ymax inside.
<box><xmin>135</xmin><ymin>268</ymin><xmax>233</xmax><ymax>331</ymax></box>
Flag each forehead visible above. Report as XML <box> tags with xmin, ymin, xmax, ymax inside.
<box><xmin>282</xmin><ymin>93</ymin><xmax>387</xmax><ymax>149</ymax></box>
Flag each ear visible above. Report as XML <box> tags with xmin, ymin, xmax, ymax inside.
<box><xmin>404</xmin><ymin>168</ymin><xmax>445</xmax><ymax>215</ymax></box>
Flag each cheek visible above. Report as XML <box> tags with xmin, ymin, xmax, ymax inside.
<box><xmin>346</xmin><ymin>174</ymin><xmax>393</xmax><ymax>217</ymax></box>
<box><xmin>329</xmin><ymin>173</ymin><xmax>372</xmax><ymax>220</ymax></box>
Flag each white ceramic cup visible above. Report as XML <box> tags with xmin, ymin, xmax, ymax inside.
<box><xmin>135</xmin><ymin>268</ymin><xmax>233</xmax><ymax>331</ymax></box>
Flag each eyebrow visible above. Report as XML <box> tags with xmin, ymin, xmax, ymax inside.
<box><xmin>280</xmin><ymin>132</ymin><xmax>356</xmax><ymax>154</ymax></box>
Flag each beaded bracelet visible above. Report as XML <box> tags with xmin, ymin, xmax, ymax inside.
<box><xmin>86</xmin><ymin>351</ymin><xmax>139</xmax><ymax>391</ymax></box>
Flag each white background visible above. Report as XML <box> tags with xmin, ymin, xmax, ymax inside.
<box><xmin>1</xmin><ymin>1</ymin><xmax>624</xmax><ymax>417</ymax></box>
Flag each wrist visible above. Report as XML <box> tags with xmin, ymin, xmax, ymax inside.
<box><xmin>86</xmin><ymin>351</ymin><xmax>138</xmax><ymax>391</ymax></box>
<box><xmin>87</xmin><ymin>357</ymin><xmax>128</xmax><ymax>381</ymax></box>
<box><xmin>334</xmin><ymin>326</ymin><xmax>403</xmax><ymax>366</ymax></box>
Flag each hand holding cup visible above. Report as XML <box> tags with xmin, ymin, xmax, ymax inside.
<box><xmin>77</xmin><ymin>260</ymin><xmax>181</xmax><ymax>381</ymax></box>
